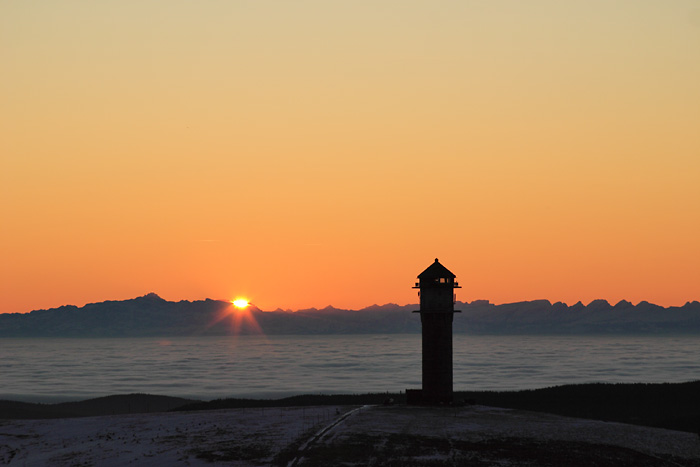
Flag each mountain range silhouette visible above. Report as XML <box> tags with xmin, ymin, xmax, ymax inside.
<box><xmin>1</xmin><ymin>294</ymin><xmax>699</xmax><ymax>337</ymax></box>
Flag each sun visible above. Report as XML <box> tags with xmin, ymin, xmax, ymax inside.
<box><xmin>206</xmin><ymin>297</ymin><xmax>264</xmax><ymax>337</ymax></box>
<box><xmin>232</xmin><ymin>298</ymin><xmax>249</xmax><ymax>309</ymax></box>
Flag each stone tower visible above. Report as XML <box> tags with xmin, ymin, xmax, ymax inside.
<box><xmin>412</xmin><ymin>258</ymin><xmax>460</xmax><ymax>405</ymax></box>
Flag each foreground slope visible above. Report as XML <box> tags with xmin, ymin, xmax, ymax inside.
<box><xmin>2</xmin><ymin>405</ymin><xmax>699</xmax><ymax>466</ymax></box>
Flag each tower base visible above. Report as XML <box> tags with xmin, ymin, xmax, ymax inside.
<box><xmin>406</xmin><ymin>389</ymin><xmax>454</xmax><ymax>406</ymax></box>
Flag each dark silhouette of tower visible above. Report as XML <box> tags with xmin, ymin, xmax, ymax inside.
<box><xmin>411</xmin><ymin>258</ymin><xmax>460</xmax><ymax>405</ymax></box>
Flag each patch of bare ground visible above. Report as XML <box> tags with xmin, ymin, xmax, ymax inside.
<box><xmin>296</xmin><ymin>433</ymin><xmax>698</xmax><ymax>466</ymax></box>
<box><xmin>292</xmin><ymin>405</ymin><xmax>700</xmax><ymax>466</ymax></box>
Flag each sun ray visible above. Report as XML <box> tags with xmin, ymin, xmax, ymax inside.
<box><xmin>205</xmin><ymin>298</ymin><xmax>266</xmax><ymax>337</ymax></box>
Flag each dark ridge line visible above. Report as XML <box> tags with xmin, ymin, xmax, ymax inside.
<box><xmin>5</xmin><ymin>382</ymin><xmax>698</xmax><ymax>435</ymax></box>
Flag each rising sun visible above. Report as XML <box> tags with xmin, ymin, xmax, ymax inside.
<box><xmin>232</xmin><ymin>298</ymin><xmax>249</xmax><ymax>309</ymax></box>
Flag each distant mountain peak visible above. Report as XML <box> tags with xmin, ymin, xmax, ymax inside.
<box><xmin>140</xmin><ymin>293</ymin><xmax>164</xmax><ymax>301</ymax></box>
<box><xmin>586</xmin><ymin>299</ymin><xmax>612</xmax><ymax>311</ymax></box>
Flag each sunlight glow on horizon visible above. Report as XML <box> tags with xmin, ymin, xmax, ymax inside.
<box><xmin>232</xmin><ymin>299</ymin><xmax>250</xmax><ymax>309</ymax></box>
<box><xmin>206</xmin><ymin>300</ymin><xmax>265</xmax><ymax>337</ymax></box>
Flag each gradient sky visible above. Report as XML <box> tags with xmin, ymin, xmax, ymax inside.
<box><xmin>2</xmin><ymin>1</ymin><xmax>699</xmax><ymax>313</ymax></box>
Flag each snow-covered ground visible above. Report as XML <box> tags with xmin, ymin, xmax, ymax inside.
<box><xmin>2</xmin><ymin>405</ymin><xmax>699</xmax><ymax>466</ymax></box>
<box><xmin>0</xmin><ymin>406</ymin><xmax>348</xmax><ymax>466</ymax></box>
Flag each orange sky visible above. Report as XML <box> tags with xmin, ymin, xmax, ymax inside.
<box><xmin>2</xmin><ymin>1</ymin><xmax>699</xmax><ymax>313</ymax></box>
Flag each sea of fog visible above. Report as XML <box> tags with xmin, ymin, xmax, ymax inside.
<box><xmin>2</xmin><ymin>334</ymin><xmax>699</xmax><ymax>403</ymax></box>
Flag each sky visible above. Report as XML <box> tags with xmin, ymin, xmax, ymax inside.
<box><xmin>2</xmin><ymin>1</ymin><xmax>699</xmax><ymax>313</ymax></box>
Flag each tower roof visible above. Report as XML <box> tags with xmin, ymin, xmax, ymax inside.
<box><xmin>417</xmin><ymin>258</ymin><xmax>456</xmax><ymax>279</ymax></box>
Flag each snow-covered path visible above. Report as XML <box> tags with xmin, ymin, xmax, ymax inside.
<box><xmin>287</xmin><ymin>405</ymin><xmax>369</xmax><ymax>467</ymax></box>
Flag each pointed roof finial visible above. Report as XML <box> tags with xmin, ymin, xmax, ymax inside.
<box><xmin>418</xmin><ymin>258</ymin><xmax>456</xmax><ymax>279</ymax></box>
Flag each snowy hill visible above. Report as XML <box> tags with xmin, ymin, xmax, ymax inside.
<box><xmin>2</xmin><ymin>404</ymin><xmax>699</xmax><ymax>466</ymax></box>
